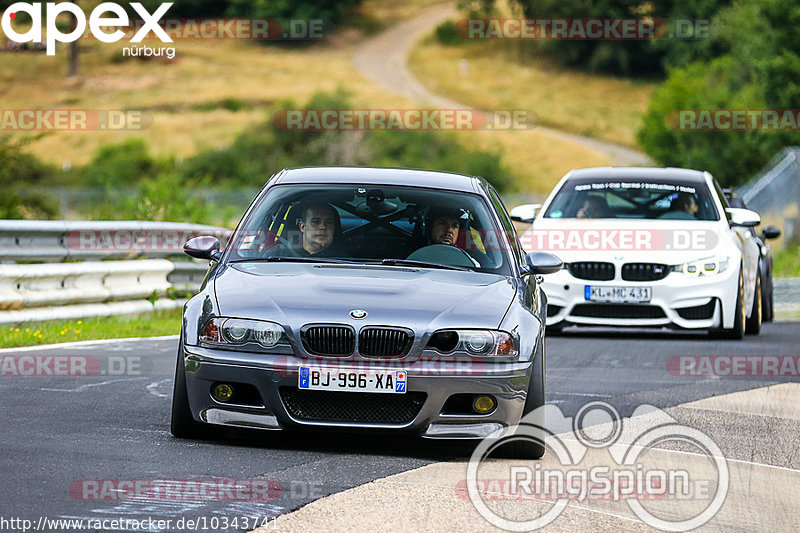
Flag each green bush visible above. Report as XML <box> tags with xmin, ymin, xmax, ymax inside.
<box><xmin>87</xmin><ymin>173</ymin><xmax>215</xmax><ymax>223</ymax></box>
<box><xmin>0</xmin><ymin>136</ymin><xmax>60</xmax><ymax>219</ymax></box>
<box><xmin>637</xmin><ymin>0</ymin><xmax>800</xmax><ymax>186</ymax></box>
<box><xmin>80</xmin><ymin>139</ymin><xmax>159</xmax><ymax>187</ymax></box>
<box><xmin>434</xmin><ymin>20</ymin><xmax>463</xmax><ymax>46</ymax></box>
<box><xmin>179</xmin><ymin>89</ymin><xmax>513</xmax><ymax>192</ymax></box>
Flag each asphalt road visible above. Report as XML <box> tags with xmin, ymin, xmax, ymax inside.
<box><xmin>1</xmin><ymin>322</ymin><xmax>798</xmax><ymax>532</ymax></box>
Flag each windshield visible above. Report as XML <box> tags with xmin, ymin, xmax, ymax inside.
<box><xmin>544</xmin><ymin>178</ymin><xmax>719</xmax><ymax>221</ymax></box>
<box><xmin>225</xmin><ymin>184</ymin><xmax>512</xmax><ymax>274</ymax></box>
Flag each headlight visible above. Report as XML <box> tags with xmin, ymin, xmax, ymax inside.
<box><xmin>672</xmin><ymin>256</ymin><xmax>730</xmax><ymax>277</ymax></box>
<box><xmin>200</xmin><ymin>318</ymin><xmax>286</xmax><ymax>349</ymax></box>
<box><xmin>426</xmin><ymin>330</ymin><xmax>518</xmax><ymax>357</ymax></box>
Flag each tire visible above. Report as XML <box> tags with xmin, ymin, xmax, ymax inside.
<box><xmin>762</xmin><ymin>273</ymin><xmax>774</xmax><ymax>322</ymax></box>
<box><xmin>746</xmin><ymin>268</ymin><xmax>762</xmax><ymax>335</ymax></box>
<box><xmin>710</xmin><ymin>268</ymin><xmax>745</xmax><ymax>340</ymax></box>
<box><xmin>498</xmin><ymin>337</ymin><xmax>546</xmax><ymax>459</ymax></box>
<box><xmin>170</xmin><ymin>338</ymin><xmax>219</xmax><ymax>439</ymax></box>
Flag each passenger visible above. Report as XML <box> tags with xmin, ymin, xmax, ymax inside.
<box><xmin>576</xmin><ymin>195</ymin><xmax>611</xmax><ymax>218</ymax></box>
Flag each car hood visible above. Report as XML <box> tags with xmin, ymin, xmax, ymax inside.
<box><xmin>213</xmin><ymin>263</ymin><xmax>516</xmax><ymax>331</ymax></box>
<box><xmin>519</xmin><ymin>218</ymin><xmax>734</xmax><ymax>264</ymax></box>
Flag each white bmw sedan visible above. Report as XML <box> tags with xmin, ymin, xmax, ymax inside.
<box><xmin>513</xmin><ymin>167</ymin><xmax>763</xmax><ymax>339</ymax></box>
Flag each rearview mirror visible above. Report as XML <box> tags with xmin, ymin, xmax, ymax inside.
<box><xmin>509</xmin><ymin>203</ymin><xmax>542</xmax><ymax>224</ymax></box>
<box><xmin>524</xmin><ymin>252</ymin><xmax>562</xmax><ymax>275</ymax></box>
<box><xmin>726</xmin><ymin>208</ymin><xmax>760</xmax><ymax>228</ymax></box>
<box><xmin>762</xmin><ymin>225</ymin><xmax>781</xmax><ymax>240</ymax></box>
<box><xmin>184</xmin><ymin>236</ymin><xmax>222</xmax><ymax>261</ymax></box>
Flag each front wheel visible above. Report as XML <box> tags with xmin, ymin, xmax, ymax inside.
<box><xmin>710</xmin><ymin>268</ymin><xmax>744</xmax><ymax>340</ymax></box>
<box><xmin>171</xmin><ymin>338</ymin><xmax>220</xmax><ymax>439</ymax></box>
<box><xmin>745</xmin><ymin>268</ymin><xmax>762</xmax><ymax>335</ymax></box>
<box><xmin>498</xmin><ymin>337</ymin><xmax>546</xmax><ymax>459</ymax></box>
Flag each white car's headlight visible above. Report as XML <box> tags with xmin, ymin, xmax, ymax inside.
<box><xmin>425</xmin><ymin>329</ymin><xmax>518</xmax><ymax>357</ymax></box>
<box><xmin>672</xmin><ymin>256</ymin><xmax>730</xmax><ymax>277</ymax></box>
<box><xmin>200</xmin><ymin>318</ymin><xmax>286</xmax><ymax>349</ymax></box>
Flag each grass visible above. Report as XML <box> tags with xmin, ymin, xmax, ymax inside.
<box><xmin>0</xmin><ymin>1</ymin><xmax>626</xmax><ymax>198</ymax></box>
<box><xmin>774</xmin><ymin>241</ymin><xmax>800</xmax><ymax>278</ymax></box>
<box><xmin>408</xmin><ymin>38</ymin><xmax>656</xmax><ymax>148</ymax></box>
<box><xmin>0</xmin><ymin>308</ymin><xmax>182</xmax><ymax>348</ymax></box>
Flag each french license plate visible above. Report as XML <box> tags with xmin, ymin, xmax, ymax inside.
<box><xmin>585</xmin><ymin>285</ymin><xmax>652</xmax><ymax>303</ymax></box>
<box><xmin>298</xmin><ymin>366</ymin><xmax>407</xmax><ymax>394</ymax></box>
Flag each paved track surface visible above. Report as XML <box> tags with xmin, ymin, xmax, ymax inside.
<box><xmin>2</xmin><ymin>322</ymin><xmax>799</xmax><ymax>531</ymax></box>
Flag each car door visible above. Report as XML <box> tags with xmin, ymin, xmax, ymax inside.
<box><xmin>714</xmin><ymin>179</ymin><xmax>760</xmax><ymax>311</ymax></box>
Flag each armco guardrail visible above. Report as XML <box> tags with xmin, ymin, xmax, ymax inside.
<box><xmin>0</xmin><ymin>220</ymin><xmax>231</xmax><ymax>325</ymax></box>
<box><xmin>0</xmin><ymin>220</ymin><xmax>231</xmax><ymax>262</ymax></box>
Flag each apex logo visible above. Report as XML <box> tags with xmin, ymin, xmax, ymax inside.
<box><xmin>1</xmin><ymin>2</ymin><xmax>174</xmax><ymax>55</ymax></box>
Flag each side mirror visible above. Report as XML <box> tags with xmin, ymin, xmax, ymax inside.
<box><xmin>184</xmin><ymin>236</ymin><xmax>222</xmax><ymax>261</ymax></box>
<box><xmin>524</xmin><ymin>251</ymin><xmax>562</xmax><ymax>275</ymax></box>
<box><xmin>509</xmin><ymin>204</ymin><xmax>542</xmax><ymax>224</ymax></box>
<box><xmin>762</xmin><ymin>225</ymin><xmax>781</xmax><ymax>240</ymax></box>
<box><xmin>726</xmin><ymin>208</ymin><xmax>760</xmax><ymax>228</ymax></box>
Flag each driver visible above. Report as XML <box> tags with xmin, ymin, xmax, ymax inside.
<box><xmin>424</xmin><ymin>207</ymin><xmax>484</xmax><ymax>267</ymax></box>
<box><xmin>428</xmin><ymin>209</ymin><xmax>462</xmax><ymax>246</ymax></box>
<box><xmin>296</xmin><ymin>202</ymin><xmax>348</xmax><ymax>257</ymax></box>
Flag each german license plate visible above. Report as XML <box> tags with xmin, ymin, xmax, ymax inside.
<box><xmin>298</xmin><ymin>367</ymin><xmax>407</xmax><ymax>394</ymax></box>
<box><xmin>585</xmin><ymin>285</ymin><xmax>652</xmax><ymax>303</ymax></box>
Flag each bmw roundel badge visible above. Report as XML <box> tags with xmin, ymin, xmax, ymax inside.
<box><xmin>350</xmin><ymin>309</ymin><xmax>368</xmax><ymax>319</ymax></box>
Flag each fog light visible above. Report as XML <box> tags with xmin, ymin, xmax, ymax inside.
<box><xmin>212</xmin><ymin>383</ymin><xmax>234</xmax><ymax>402</ymax></box>
<box><xmin>472</xmin><ymin>395</ymin><xmax>496</xmax><ymax>413</ymax></box>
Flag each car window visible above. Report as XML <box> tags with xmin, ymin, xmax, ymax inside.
<box><xmin>487</xmin><ymin>185</ymin><xmax>525</xmax><ymax>266</ymax></box>
<box><xmin>226</xmin><ymin>184</ymin><xmax>512</xmax><ymax>275</ymax></box>
<box><xmin>544</xmin><ymin>177</ymin><xmax>720</xmax><ymax>221</ymax></box>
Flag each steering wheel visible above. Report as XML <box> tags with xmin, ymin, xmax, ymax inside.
<box><xmin>406</xmin><ymin>244</ymin><xmax>479</xmax><ymax>268</ymax></box>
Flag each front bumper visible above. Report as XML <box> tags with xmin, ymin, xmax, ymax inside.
<box><xmin>181</xmin><ymin>345</ymin><xmax>534</xmax><ymax>439</ymax></box>
<box><xmin>544</xmin><ymin>267</ymin><xmax>738</xmax><ymax>330</ymax></box>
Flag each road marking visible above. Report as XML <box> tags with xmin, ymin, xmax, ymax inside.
<box><xmin>147</xmin><ymin>378</ymin><xmax>171</xmax><ymax>398</ymax></box>
<box><xmin>550</xmin><ymin>391</ymin><xmax>613</xmax><ymax>397</ymax></box>
<box><xmin>41</xmin><ymin>377</ymin><xmax>148</xmax><ymax>392</ymax></box>
<box><xmin>0</xmin><ymin>335</ymin><xmax>179</xmax><ymax>354</ymax></box>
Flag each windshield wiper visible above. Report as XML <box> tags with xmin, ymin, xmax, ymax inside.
<box><xmin>377</xmin><ymin>259</ymin><xmax>471</xmax><ymax>271</ymax></box>
<box><xmin>229</xmin><ymin>256</ymin><xmax>357</xmax><ymax>264</ymax></box>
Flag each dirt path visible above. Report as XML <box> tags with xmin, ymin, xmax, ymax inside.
<box><xmin>352</xmin><ymin>3</ymin><xmax>652</xmax><ymax>166</ymax></box>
